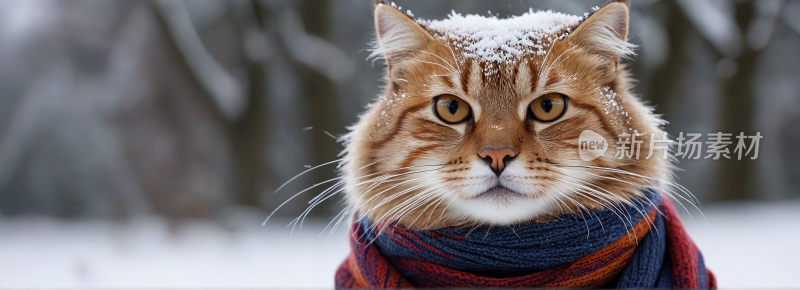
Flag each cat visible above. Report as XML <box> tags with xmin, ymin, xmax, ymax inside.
<box><xmin>331</xmin><ymin>1</ymin><xmax>716</xmax><ymax>288</ymax></box>
<box><xmin>339</xmin><ymin>0</ymin><xmax>677</xmax><ymax>231</ymax></box>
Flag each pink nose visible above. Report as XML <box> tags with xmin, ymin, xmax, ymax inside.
<box><xmin>479</xmin><ymin>148</ymin><xmax>517</xmax><ymax>175</ymax></box>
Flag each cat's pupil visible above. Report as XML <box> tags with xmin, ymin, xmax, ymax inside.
<box><xmin>541</xmin><ymin>98</ymin><xmax>553</xmax><ymax>113</ymax></box>
<box><xmin>448</xmin><ymin>100</ymin><xmax>459</xmax><ymax>115</ymax></box>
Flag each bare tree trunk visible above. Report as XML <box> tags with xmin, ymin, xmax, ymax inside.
<box><xmin>297</xmin><ymin>0</ymin><xmax>342</xmax><ymax>216</ymax></box>
<box><xmin>232</xmin><ymin>59</ymin><xmax>267</xmax><ymax>207</ymax></box>
<box><xmin>717</xmin><ymin>2</ymin><xmax>758</xmax><ymax>201</ymax></box>
<box><xmin>231</xmin><ymin>1</ymin><xmax>271</xmax><ymax>208</ymax></box>
<box><xmin>645</xmin><ymin>1</ymin><xmax>691</xmax><ymax>113</ymax></box>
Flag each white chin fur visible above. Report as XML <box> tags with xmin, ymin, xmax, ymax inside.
<box><xmin>447</xmin><ymin>190</ymin><xmax>556</xmax><ymax>226</ymax></box>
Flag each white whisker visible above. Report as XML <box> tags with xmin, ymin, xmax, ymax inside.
<box><xmin>418</xmin><ymin>60</ymin><xmax>458</xmax><ymax>77</ymax></box>
<box><xmin>273</xmin><ymin>158</ymin><xmax>344</xmax><ymax>194</ymax></box>
<box><xmin>418</xmin><ymin>50</ymin><xmax>458</xmax><ymax>73</ymax></box>
<box><xmin>556</xmin><ymin>165</ymin><xmax>702</xmax><ymax>222</ymax></box>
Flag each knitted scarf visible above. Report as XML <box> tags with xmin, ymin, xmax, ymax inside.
<box><xmin>335</xmin><ymin>189</ymin><xmax>715</xmax><ymax>288</ymax></box>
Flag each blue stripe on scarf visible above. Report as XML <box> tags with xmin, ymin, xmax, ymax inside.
<box><xmin>617</xmin><ymin>211</ymin><xmax>666</xmax><ymax>287</ymax></box>
<box><xmin>360</xmin><ymin>189</ymin><xmax>662</xmax><ymax>278</ymax></box>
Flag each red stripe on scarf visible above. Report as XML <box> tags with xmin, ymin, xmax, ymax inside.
<box><xmin>390</xmin><ymin>226</ymin><xmax>453</xmax><ymax>258</ymax></box>
<box><xmin>662</xmin><ymin>198</ymin><xmax>717</xmax><ymax>289</ymax></box>
<box><xmin>334</xmin><ymin>223</ymin><xmax>413</xmax><ymax>288</ymax></box>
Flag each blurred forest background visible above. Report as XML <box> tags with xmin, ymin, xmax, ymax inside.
<box><xmin>1</xmin><ymin>0</ymin><xmax>800</xmax><ymax>223</ymax></box>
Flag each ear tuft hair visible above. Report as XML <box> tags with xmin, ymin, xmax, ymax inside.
<box><xmin>569</xmin><ymin>1</ymin><xmax>635</xmax><ymax>60</ymax></box>
<box><xmin>369</xmin><ymin>2</ymin><xmax>433</xmax><ymax>64</ymax></box>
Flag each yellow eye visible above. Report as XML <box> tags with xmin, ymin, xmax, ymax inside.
<box><xmin>530</xmin><ymin>93</ymin><xmax>567</xmax><ymax>122</ymax></box>
<box><xmin>434</xmin><ymin>95</ymin><xmax>471</xmax><ymax>124</ymax></box>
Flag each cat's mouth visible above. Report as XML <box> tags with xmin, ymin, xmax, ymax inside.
<box><xmin>475</xmin><ymin>186</ymin><xmax>525</xmax><ymax>200</ymax></box>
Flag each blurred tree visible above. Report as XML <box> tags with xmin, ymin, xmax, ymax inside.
<box><xmin>297</xmin><ymin>0</ymin><xmax>343</xmax><ymax>216</ymax></box>
<box><xmin>718</xmin><ymin>1</ymin><xmax>759</xmax><ymax>201</ymax></box>
<box><xmin>642</xmin><ymin>1</ymin><xmax>691</xmax><ymax>114</ymax></box>
<box><xmin>229</xmin><ymin>0</ymin><xmax>269</xmax><ymax>207</ymax></box>
<box><xmin>154</xmin><ymin>0</ymin><xmax>264</xmax><ymax>208</ymax></box>
<box><xmin>153</xmin><ymin>0</ymin><xmax>348</xmax><ymax>214</ymax></box>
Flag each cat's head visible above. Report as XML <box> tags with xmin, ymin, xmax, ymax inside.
<box><xmin>341</xmin><ymin>0</ymin><xmax>672</xmax><ymax>229</ymax></box>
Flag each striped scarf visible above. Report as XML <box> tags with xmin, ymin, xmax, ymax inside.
<box><xmin>335</xmin><ymin>190</ymin><xmax>715</xmax><ymax>288</ymax></box>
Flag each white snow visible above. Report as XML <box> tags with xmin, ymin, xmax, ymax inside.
<box><xmin>0</xmin><ymin>201</ymin><xmax>798</xmax><ymax>288</ymax></box>
<box><xmin>420</xmin><ymin>9</ymin><xmax>582</xmax><ymax>63</ymax></box>
<box><xmin>0</xmin><ymin>213</ymin><xmax>350</xmax><ymax>288</ymax></box>
<box><xmin>597</xmin><ymin>86</ymin><xmax>632</xmax><ymax>129</ymax></box>
<box><xmin>680</xmin><ymin>201</ymin><xmax>800</xmax><ymax>288</ymax></box>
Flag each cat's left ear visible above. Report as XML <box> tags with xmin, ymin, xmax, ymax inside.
<box><xmin>566</xmin><ymin>0</ymin><xmax>635</xmax><ymax>62</ymax></box>
<box><xmin>371</xmin><ymin>2</ymin><xmax>435</xmax><ymax>83</ymax></box>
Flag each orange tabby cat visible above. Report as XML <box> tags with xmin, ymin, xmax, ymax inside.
<box><xmin>340</xmin><ymin>0</ymin><xmax>675</xmax><ymax>230</ymax></box>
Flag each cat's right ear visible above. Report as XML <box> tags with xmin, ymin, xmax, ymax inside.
<box><xmin>566</xmin><ymin>1</ymin><xmax>635</xmax><ymax>62</ymax></box>
<box><xmin>371</xmin><ymin>3</ymin><xmax>434</xmax><ymax>72</ymax></box>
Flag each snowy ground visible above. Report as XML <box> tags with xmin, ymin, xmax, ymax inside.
<box><xmin>0</xmin><ymin>202</ymin><xmax>798</xmax><ymax>288</ymax></box>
